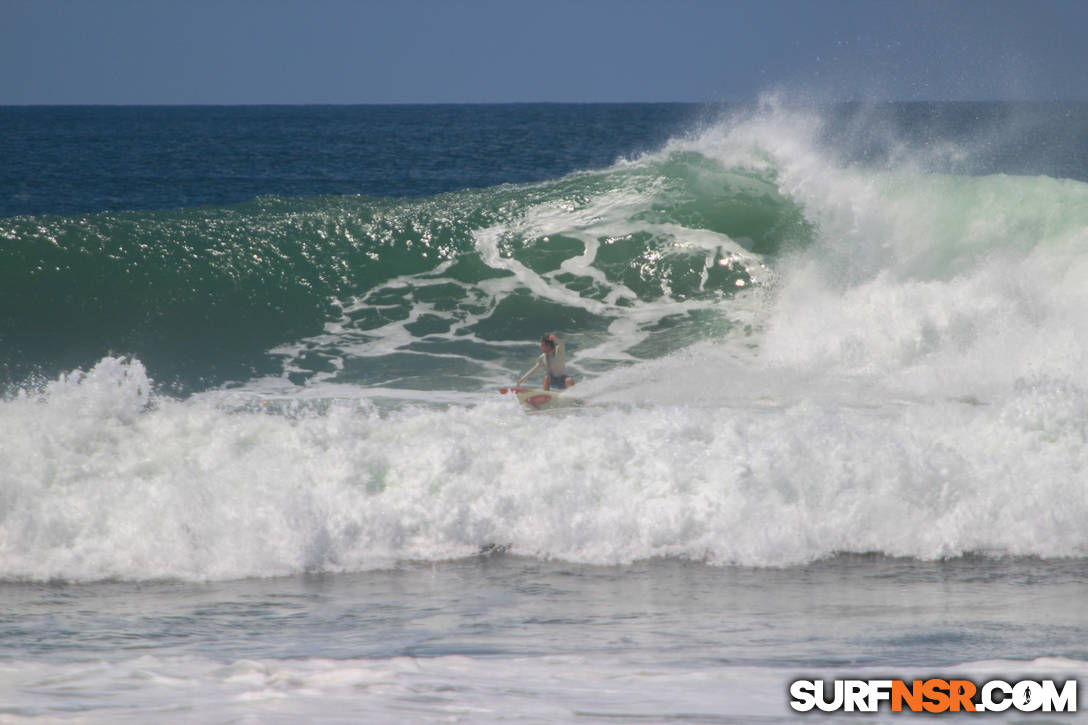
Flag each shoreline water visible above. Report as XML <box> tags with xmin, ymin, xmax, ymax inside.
<box><xmin>6</xmin><ymin>554</ymin><xmax>1088</xmax><ymax>666</ymax></box>
<box><xmin>3</xmin><ymin>555</ymin><xmax>1087</xmax><ymax>722</ymax></box>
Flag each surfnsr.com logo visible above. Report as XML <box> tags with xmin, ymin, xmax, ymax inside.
<box><xmin>789</xmin><ymin>678</ymin><xmax>1077</xmax><ymax>713</ymax></box>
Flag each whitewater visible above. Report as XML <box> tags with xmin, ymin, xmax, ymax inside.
<box><xmin>2</xmin><ymin>102</ymin><xmax>1088</xmax><ymax>722</ymax></box>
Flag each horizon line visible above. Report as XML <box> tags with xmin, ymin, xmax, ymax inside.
<box><xmin>3</xmin><ymin>99</ymin><xmax>1087</xmax><ymax>108</ymax></box>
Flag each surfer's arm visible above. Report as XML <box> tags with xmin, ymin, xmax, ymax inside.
<box><xmin>517</xmin><ymin>354</ymin><xmax>544</xmax><ymax>385</ymax></box>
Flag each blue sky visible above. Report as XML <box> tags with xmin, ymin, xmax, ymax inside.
<box><xmin>2</xmin><ymin>0</ymin><xmax>1086</xmax><ymax>104</ymax></box>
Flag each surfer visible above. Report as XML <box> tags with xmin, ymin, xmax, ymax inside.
<box><xmin>517</xmin><ymin>333</ymin><xmax>574</xmax><ymax>391</ymax></box>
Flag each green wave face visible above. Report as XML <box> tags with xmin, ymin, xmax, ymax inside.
<box><xmin>0</xmin><ymin>150</ymin><xmax>809</xmax><ymax>393</ymax></box>
<box><xmin>0</xmin><ymin>196</ymin><xmax>452</xmax><ymax>388</ymax></box>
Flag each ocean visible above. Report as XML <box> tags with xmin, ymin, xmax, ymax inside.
<box><xmin>2</xmin><ymin>101</ymin><xmax>1088</xmax><ymax>722</ymax></box>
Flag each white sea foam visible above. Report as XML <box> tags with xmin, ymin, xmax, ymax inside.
<box><xmin>2</xmin><ymin>347</ymin><xmax>1088</xmax><ymax>583</ymax></box>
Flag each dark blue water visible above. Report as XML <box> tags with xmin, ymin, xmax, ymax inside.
<box><xmin>0</xmin><ymin>104</ymin><xmax>706</xmax><ymax>218</ymax></box>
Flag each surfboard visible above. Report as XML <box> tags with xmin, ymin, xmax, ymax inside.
<box><xmin>510</xmin><ymin>387</ymin><xmax>581</xmax><ymax>411</ymax></box>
